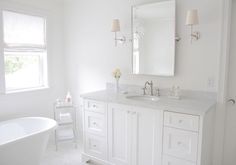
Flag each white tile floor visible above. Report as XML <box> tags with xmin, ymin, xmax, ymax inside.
<box><xmin>40</xmin><ymin>143</ymin><xmax>84</xmax><ymax>165</ymax></box>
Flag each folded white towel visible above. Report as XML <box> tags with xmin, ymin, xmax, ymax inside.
<box><xmin>57</xmin><ymin>129</ymin><xmax>74</xmax><ymax>139</ymax></box>
<box><xmin>59</xmin><ymin>113</ymin><xmax>72</xmax><ymax>123</ymax></box>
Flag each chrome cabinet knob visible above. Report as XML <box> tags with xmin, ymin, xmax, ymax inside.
<box><xmin>93</xmin><ymin>104</ymin><xmax>97</xmax><ymax>108</ymax></box>
<box><xmin>177</xmin><ymin>141</ymin><xmax>182</xmax><ymax>145</ymax></box>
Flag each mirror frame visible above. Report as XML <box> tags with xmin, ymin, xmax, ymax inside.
<box><xmin>131</xmin><ymin>0</ymin><xmax>176</xmax><ymax>77</ymax></box>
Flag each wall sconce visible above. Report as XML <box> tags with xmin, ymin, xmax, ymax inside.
<box><xmin>186</xmin><ymin>9</ymin><xmax>200</xmax><ymax>43</ymax></box>
<box><xmin>111</xmin><ymin>19</ymin><xmax>126</xmax><ymax>46</ymax></box>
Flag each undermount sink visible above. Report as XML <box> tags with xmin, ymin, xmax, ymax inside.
<box><xmin>126</xmin><ymin>95</ymin><xmax>160</xmax><ymax>102</ymax></box>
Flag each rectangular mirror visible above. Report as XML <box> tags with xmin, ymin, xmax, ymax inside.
<box><xmin>132</xmin><ymin>0</ymin><xmax>176</xmax><ymax>76</ymax></box>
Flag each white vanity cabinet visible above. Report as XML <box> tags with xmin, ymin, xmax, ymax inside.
<box><xmin>81</xmin><ymin>96</ymin><xmax>215</xmax><ymax>165</ymax></box>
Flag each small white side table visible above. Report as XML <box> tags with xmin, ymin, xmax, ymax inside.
<box><xmin>53</xmin><ymin>103</ymin><xmax>78</xmax><ymax>150</ymax></box>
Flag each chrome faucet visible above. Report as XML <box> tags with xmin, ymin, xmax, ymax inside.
<box><xmin>142</xmin><ymin>81</ymin><xmax>154</xmax><ymax>96</ymax></box>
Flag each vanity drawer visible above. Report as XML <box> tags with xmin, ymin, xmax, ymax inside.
<box><xmin>84</xmin><ymin>99</ymin><xmax>106</xmax><ymax>114</ymax></box>
<box><xmin>164</xmin><ymin>112</ymin><xmax>199</xmax><ymax>132</ymax></box>
<box><xmin>163</xmin><ymin>127</ymin><xmax>198</xmax><ymax>162</ymax></box>
<box><xmin>85</xmin><ymin>133</ymin><xmax>107</xmax><ymax>160</ymax></box>
<box><xmin>162</xmin><ymin>155</ymin><xmax>195</xmax><ymax>165</ymax></box>
<box><xmin>85</xmin><ymin>111</ymin><xmax>106</xmax><ymax>136</ymax></box>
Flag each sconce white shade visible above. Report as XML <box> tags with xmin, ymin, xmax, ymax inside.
<box><xmin>186</xmin><ymin>10</ymin><xmax>199</xmax><ymax>25</ymax></box>
<box><xmin>111</xmin><ymin>19</ymin><xmax>120</xmax><ymax>32</ymax></box>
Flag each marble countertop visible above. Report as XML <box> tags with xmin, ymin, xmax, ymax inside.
<box><xmin>81</xmin><ymin>90</ymin><xmax>216</xmax><ymax>116</ymax></box>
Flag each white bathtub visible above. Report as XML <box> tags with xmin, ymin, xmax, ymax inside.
<box><xmin>0</xmin><ymin>117</ymin><xmax>57</xmax><ymax>165</ymax></box>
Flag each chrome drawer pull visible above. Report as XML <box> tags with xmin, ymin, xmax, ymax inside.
<box><xmin>177</xmin><ymin>141</ymin><xmax>182</xmax><ymax>145</ymax></box>
<box><xmin>178</xmin><ymin>120</ymin><xmax>183</xmax><ymax>123</ymax></box>
<box><xmin>93</xmin><ymin>104</ymin><xmax>97</xmax><ymax>108</ymax></box>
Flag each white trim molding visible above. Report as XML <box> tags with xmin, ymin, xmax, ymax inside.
<box><xmin>214</xmin><ymin>0</ymin><xmax>232</xmax><ymax>165</ymax></box>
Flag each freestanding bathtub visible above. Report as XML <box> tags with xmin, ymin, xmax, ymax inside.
<box><xmin>0</xmin><ymin>117</ymin><xmax>57</xmax><ymax>165</ymax></box>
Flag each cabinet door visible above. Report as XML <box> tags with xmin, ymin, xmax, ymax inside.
<box><xmin>163</xmin><ymin>127</ymin><xmax>198</xmax><ymax>162</ymax></box>
<box><xmin>108</xmin><ymin>104</ymin><xmax>164</xmax><ymax>165</ymax></box>
<box><xmin>134</xmin><ymin>107</ymin><xmax>163</xmax><ymax>165</ymax></box>
<box><xmin>85</xmin><ymin>111</ymin><xmax>106</xmax><ymax>136</ymax></box>
<box><xmin>85</xmin><ymin>133</ymin><xmax>107</xmax><ymax>160</ymax></box>
<box><xmin>108</xmin><ymin>103</ymin><xmax>133</xmax><ymax>165</ymax></box>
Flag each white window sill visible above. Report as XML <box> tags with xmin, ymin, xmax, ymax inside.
<box><xmin>5</xmin><ymin>86</ymin><xmax>49</xmax><ymax>94</ymax></box>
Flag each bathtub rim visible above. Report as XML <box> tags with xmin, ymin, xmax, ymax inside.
<box><xmin>0</xmin><ymin>117</ymin><xmax>57</xmax><ymax>147</ymax></box>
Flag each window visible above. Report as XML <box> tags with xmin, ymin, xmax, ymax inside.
<box><xmin>2</xmin><ymin>10</ymin><xmax>48</xmax><ymax>92</ymax></box>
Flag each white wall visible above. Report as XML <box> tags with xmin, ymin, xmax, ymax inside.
<box><xmin>0</xmin><ymin>0</ymin><xmax>66</xmax><ymax>121</ymax></box>
<box><xmin>64</xmin><ymin>0</ymin><xmax>222</xmax><ymax>103</ymax></box>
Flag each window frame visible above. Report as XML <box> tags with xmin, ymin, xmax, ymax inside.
<box><xmin>0</xmin><ymin>3</ymin><xmax>49</xmax><ymax>94</ymax></box>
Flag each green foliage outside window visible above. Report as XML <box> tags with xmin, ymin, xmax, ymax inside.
<box><xmin>5</xmin><ymin>55</ymin><xmax>39</xmax><ymax>74</ymax></box>
<box><xmin>5</xmin><ymin>57</ymin><xmax>24</xmax><ymax>74</ymax></box>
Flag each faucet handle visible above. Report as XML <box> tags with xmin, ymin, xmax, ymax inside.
<box><xmin>142</xmin><ymin>87</ymin><xmax>146</xmax><ymax>95</ymax></box>
<box><xmin>155</xmin><ymin>88</ymin><xmax>160</xmax><ymax>96</ymax></box>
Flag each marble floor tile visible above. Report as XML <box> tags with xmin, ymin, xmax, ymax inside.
<box><xmin>40</xmin><ymin>143</ymin><xmax>84</xmax><ymax>165</ymax></box>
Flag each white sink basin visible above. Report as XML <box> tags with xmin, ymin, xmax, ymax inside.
<box><xmin>126</xmin><ymin>95</ymin><xmax>160</xmax><ymax>102</ymax></box>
